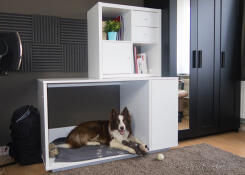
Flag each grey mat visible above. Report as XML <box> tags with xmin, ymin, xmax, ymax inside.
<box><xmin>46</xmin><ymin>143</ymin><xmax>245</xmax><ymax>175</ymax></box>
<box><xmin>52</xmin><ymin>138</ymin><xmax>129</xmax><ymax>162</ymax></box>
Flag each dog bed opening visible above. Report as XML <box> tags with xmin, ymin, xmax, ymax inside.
<box><xmin>51</xmin><ymin>137</ymin><xmax>129</xmax><ymax>162</ymax></box>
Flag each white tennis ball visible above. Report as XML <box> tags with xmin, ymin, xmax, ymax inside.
<box><xmin>157</xmin><ymin>153</ymin><xmax>164</xmax><ymax>161</ymax></box>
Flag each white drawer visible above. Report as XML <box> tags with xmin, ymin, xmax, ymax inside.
<box><xmin>132</xmin><ymin>11</ymin><xmax>159</xmax><ymax>27</ymax></box>
<box><xmin>132</xmin><ymin>27</ymin><xmax>158</xmax><ymax>43</ymax></box>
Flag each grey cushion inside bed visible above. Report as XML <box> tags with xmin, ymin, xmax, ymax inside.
<box><xmin>52</xmin><ymin>138</ymin><xmax>129</xmax><ymax>162</ymax></box>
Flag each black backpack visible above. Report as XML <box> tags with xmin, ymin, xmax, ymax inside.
<box><xmin>9</xmin><ymin>105</ymin><xmax>42</xmax><ymax>165</ymax></box>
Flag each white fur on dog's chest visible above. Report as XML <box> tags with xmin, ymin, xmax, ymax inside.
<box><xmin>110</xmin><ymin>129</ymin><xmax>129</xmax><ymax>142</ymax></box>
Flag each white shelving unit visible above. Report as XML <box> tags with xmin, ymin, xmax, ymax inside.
<box><xmin>38</xmin><ymin>77</ymin><xmax>178</xmax><ymax>171</ymax></box>
<box><xmin>88</xmin><ymin>2</ymin><xmax>162</xmax><ymax>79</ymax></box>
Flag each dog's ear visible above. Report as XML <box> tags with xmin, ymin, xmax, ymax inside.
<box><xmin>122</xmin><ymin>107</ymin><xmax>132</xmax><ymax>132</ymax></box>
<box><xmin>121</xmin><ymin>107</ymin><xmax>130</xmax><ymax>118</ymax></box>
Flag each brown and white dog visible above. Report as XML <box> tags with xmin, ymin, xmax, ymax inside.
<box><xmin>50</xmin><ymin>107</ymin><xmax>148</xmax><ymax>156</ymax></box>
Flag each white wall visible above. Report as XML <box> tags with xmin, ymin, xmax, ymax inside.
<box><xmin>177</xmin><ymin>0</ymin><xmax>190</xmax><ymax>75</ymax></box>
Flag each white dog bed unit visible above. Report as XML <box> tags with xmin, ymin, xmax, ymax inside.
<box><xmin>37</xmin><ymin>77</ymin><xmax>178</xmax><ymax>171</ymax></box>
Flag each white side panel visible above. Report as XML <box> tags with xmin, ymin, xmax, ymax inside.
<box><xmin>37</xmin><ymin>81</ymin><xmax>49</xmax><ymax>170</ymax></box>
<box><xmin>151</xmin><ymin>79</ymin><xmax>178</xmax><ymax>150</ymax></box>
<box><xmin>49</xmin><ymin>126</ymin><xmax>76</xmax><ymax>143</ymax></box>
<box><xmin>88</xmin><ymin>3</ymin><xmax>101</xmax><ymax>78</ymax></box>
<box><xmin>241</xmin><ymin>81</ymin><xmax>245</xmax><ymax>119</ymax></box>
<box><xmin>120</xmin><ymin>81</ymin><xmax>150</xmax><ymax>147</ymax></box>
<box><xmin>102</xmin><ymin>41</ymin><xmax>133</xmax><ymax>75</ymax></box>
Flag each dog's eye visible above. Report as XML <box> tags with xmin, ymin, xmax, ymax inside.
<box><xmin>123</xmin><ymin>119</ymin><xmax>127</xmax><ymax>123</ymax></box>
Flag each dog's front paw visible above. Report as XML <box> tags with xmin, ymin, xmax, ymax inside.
<box><xmin>139</xmin><ymin>144</ymin><xmax>148</xmax><ymax>154</ymax></box>
<box><xmin>128</xmin><ymin>148</ymin><xmax>136</xmax><ymax>154</ymax></box>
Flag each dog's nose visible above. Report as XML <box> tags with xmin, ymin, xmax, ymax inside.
<box><xmin>120</xmin><ymin>126</ymin><xmax>124</xmax><ymax>130</ymax></box>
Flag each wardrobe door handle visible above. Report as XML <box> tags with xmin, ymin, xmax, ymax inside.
<box><xmin>192</xmin><ymin>50</ymin><xmax>197</xmax><ymax>68</ymax></box>
<box><xmin>221</xmin><ymin>51</ymin><xmax>225</xmax><ymax>68</ymax></box>
<box><xmin>198</xmin><ymin>50</ymin><xmax>202</xmax><ymax>68</ymax></box>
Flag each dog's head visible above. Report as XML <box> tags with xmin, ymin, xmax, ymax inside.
<box><xmin>109</xmin><ymin>107</ymin><xmax>132</xmax><ymax>136</ymax></box>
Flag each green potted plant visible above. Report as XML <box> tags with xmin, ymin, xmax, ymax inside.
<box><xmin>104</xmin><ymin>20</ymin><xmax>121</xmax><ymax>40</ymax></box>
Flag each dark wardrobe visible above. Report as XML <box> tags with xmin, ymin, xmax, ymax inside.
<box><xmin>144</xmin><ymin>0</ymin><xmax>241</xmax><ymax>140</ymax></box>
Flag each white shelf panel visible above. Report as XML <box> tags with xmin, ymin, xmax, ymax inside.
<box><xmin>38</xmin><ymin>77</ymin><xmax>178</xmax><ymax>85</ymax></box>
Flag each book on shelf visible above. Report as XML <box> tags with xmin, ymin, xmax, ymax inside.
<box><xmin>114</xmin><ymin>16</ymin><xmax>123</xmax><ymax>40</ymax></box>
<box><xmin>137</xmin><ymin>53</ymin><xmax>148</xmax><ymax>74</ymax></box>
<box><xmin>133</xmin><ymin>46</ymin><xmax>138</xmax><ymax>73</ymax></box>
<box><xmin>133</xmin><ymin>46</ymin><xmax>148</xmax><ymax>74</ymax></box>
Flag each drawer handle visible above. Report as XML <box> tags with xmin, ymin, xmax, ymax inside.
<box><xmin>144</xmin><ymin>33</ymin><xmax>148</xmax><ymax>36</ymax></box>
<box><xmin>144</xmin><ymin>18</ymin><xmax>148</xmax><ymax>21</ymax></box>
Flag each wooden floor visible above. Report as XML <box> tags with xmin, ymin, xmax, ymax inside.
<box><xmin>178</xmin><ymin>115</ymin><xmax>189</xmax><ymax>130</ymax></box>
<box><xmin>176</xmin><ymin>131</ymin><xmax>245</xmax><ymax>158</ymax></box>
<box><xmin>1</xmin><ymin>131</ymin><xmax>245</xmax><ymax>175</ymax></box>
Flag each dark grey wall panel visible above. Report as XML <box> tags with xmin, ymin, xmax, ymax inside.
<box><xmin>60</xmin><ymin>18</ymin><xmax>87</xmax><ymax>44</ymax></box>
<box><xmin>33</xmin><ymin>15</ymin><xmax>60</xmax><ymax>44</ymax></box>
<box><xmin>32</xmin><ymin>45</ymin><xmax>62</xmax><ymax>72</ymax></box>
<box><xmin>63</xmin><ymin>44</ymin><xmax>88</xmax><ymax>72</ymax></box>
<box><xmin>48</xmin><ymin>86</ymin><xmax>120</xmax><ymax>128</ymax></box>
<box><xmin>0</xmin><ymin>12</ymin><xmax>88</xmax><ymax>72</ymax></box>
<box><xmin>0</xmin><ymin>13</ymin><xmax>32</xmax><ymax>42</ymax></box>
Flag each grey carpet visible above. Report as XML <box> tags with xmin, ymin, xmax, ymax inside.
<box><xmin>46</xmin><ymin>144</ymin><xmax>245</xmax><ymax>175</ymax></box>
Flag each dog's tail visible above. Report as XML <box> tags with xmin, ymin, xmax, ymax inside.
<box><xmin>56</xmin><ymin>143</ymin><xmax>71</xmax><ymax>148</ymax></box>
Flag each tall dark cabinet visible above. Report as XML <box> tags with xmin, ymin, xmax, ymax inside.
<box><xmin>219</xmin><ymin>0</ymin><xmax>241</xmax><ymax>132</ymax></box>
<box><xmin>191</xmin><ymin>0</ymin><xmax>218</xmax><ymax>136</ymax></box>
<box><xmin>144</xmin><ymin>0</ymin><xmax>241</xmax><ymax>140</ymax></box>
